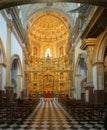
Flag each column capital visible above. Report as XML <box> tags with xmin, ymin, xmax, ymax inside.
<box><xmin>7</xmin><ymin>19</ymin><xmax>13</xmax><ymax>32</ymax></box>
<box><xmin>0</xmin><ymin>63</ymin><xmax>6</xmax><ymax>67</ymax></box>
<box><xmin>16</xmin><ymin>74</ymin><xmax>23</xmax><ymax>77</ymax></box>
<box><xmin>81</xmin><ymin>39</ymin><xmax>96</xmax><ymax>64</ymax></box>
<box><xmin>75</xmin><ymin>74</ymin><xmax>81</xmax><ymax>77</ymax></box>
<box><xmin>93</xmin><ymin>61</ymin><xmax>104</xmax><ymax>66</ymax></box>
<box><xmin>5</xmin><ymin>86</ymin><xmax>13</xmax><ymax>90</ymax></box>
<box><xmin>85</xmin><ymin>82</ymin><xmax>94</xmax><ymax>89</ymax></box>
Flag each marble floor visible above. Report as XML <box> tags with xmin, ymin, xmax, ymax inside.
<box><xmin>0</xmin><ymin>99</ymin><xmax>105</xmax><ymax>130</ymax></box>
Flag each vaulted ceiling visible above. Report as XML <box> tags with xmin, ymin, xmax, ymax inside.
<box><xmin>3</xmin><ymin>0</ymin><xmax>107</xmax><ymax>47</ymax></box>
<box><xmin>0</xmin><ymin>0</ymin><xmax>107</xmax><ymax>10</ymax></box>
<box><xmin>28</xmin><ymin>10</ymin><xmax>70</xmax><ymax>44</ymax></box>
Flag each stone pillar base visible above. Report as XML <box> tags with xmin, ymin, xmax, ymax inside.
<box><xmin>94</xmin><ymin>90</ymin><xmax>104</xmax><ymax>105</ymax></box>
<box><xmin>85</xmin><ymin>86</ymin><xmax>94</xmax><ymax>104</ymax></box>
<box><xmin>5</xmin><ymin>86</ymin><xmax>14</xmax><ymax>104</ymax></box>
<box><xmin>21</xmin><ymin>89</ymin><xmax>27</xmax><ymax>99</ymax></box>
<box><xmin>0</xmin><ymin>90</ymin><xmax>5</xmax><ymax>106</ymax></box>
<box><xmin>81</xmin><ymin>93</ymin><xmax>85</xmax><ymax>102</ymax></box>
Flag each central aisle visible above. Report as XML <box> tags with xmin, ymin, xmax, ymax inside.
<box><xmin>0</xmin><ymin>100</ymin><xmax>104</xmax><ymax>130</ymax></box>
<box><xmin>22</xmin><ymin>100</ymin><xmax>104</xmax><ymax>130</ymax></box>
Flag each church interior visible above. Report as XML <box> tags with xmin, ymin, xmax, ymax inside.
<box><xmin>0</xmin><ymin>1</ymin><xmax>107</xmax><ymax>130</ymax></box>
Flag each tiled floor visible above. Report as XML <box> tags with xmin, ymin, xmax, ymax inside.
<box><xmin>0</xmin><ymin>99</ymin><xmax>105</xmax><ymax>130</ymax></box>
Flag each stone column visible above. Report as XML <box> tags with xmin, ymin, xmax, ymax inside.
<box><xmin>0</xmin><ymin>63</ymin><xmax>6</xmax><ymax>89</ymax></box>
<box><xmin>5</xmin><ymin>19</ymin><xmax>13</xmax><ymax>103</ymax></box>
<box><xmin>85</xmin><ymin>51</ymin><xmax>94</xmax><ymax>103</ymax></box>
<box><xmin>75</xmin><ymin>74</ymin><xmax>81</xmax><ymax>100</ymax></box>
<box><xmin>6</xmin><ymin>20</ymin><xmax>12</xmax><ymax>86</ymax></box>
<box><xmin>80</xmin><ymin>38</ymin><xmax>96</xmax><ymax>103</ymax></box>
<box><xmin>0</xmin><ymin>63</ymin><xmax>3</xmax><ymax>90</ymax></box>
<box><xmin>93</xmin><ymin>62</ymin><xmax>104</xmax><ymax>105</ymax></box>
<box><xmin>16</xmin><ymin>75</ymin><xmax>22</xmax><ymax>98</ymax></box>
<box><xmin>0</xmin><ymin>63</ymin><xmax>6</xmax><ymax>106</ymax></box>
<box><xmin>21</xmin><ymin>50</ymin><xmax>27</xmax><ymax>98</ymax></box>
<box><xmin>25</xmin><ymin>72</ymin><xmax>29</xmax><ymax>97</ymax></box>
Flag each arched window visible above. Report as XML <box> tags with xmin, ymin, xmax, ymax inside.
<box><xmin>45</xmin><ymin>48</ymin><xmax>51</xmax><ymax>57</ymax></box>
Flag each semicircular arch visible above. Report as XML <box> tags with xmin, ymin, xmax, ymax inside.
<box><xmin>75</xmin><ymin>53</ymin><xmax>87</xmax><ymax>74</ymax></box>
<box><xmin>11</xmin><ymin>54</ymin><xmax>23</xmax><ymax>76</ymax></box>
<box><xmin>27</xmin><ymin>10</ymin><xmax>71</xmax><ymax>31</ymax></box>
<box><xmin>0</xmin><ymin>38</ymin><xmax>6</xmax><ymax>65</ymax></box>
<box><xmin>95</xmin><ymin>31</ymin><xmax>107</xmax><ymax>62</ymax></box>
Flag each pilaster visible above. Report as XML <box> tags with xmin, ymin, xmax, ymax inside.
<box><xmin>81</xmin><ymin>38</ymin><xmax>96</xmax><ymax>84</ymax></box>
<box><xmin>80</xmin><ymin>38</ymin><xmax>97</xmax><ymax>103</ymax></box>
<box><xmin>0</xmin><ymin>63</ymin><xmax>6</xmax><ymax>90</ymax></box>
<box><xmin>5</xmin><ymin>19</ymin><xmax>13</xmax><ymax>104</ymax></box>
<box><xmin>5</xmin><ymin>86</ymin><xmax>14</xmax><ymax>104</ymax></box>
<box><xmin>16</xmin><ymin>74</ymin><xmax>22</xmax><ymax>98</ymax></box>
<box><xmin>93</xmin><ymin>62</ymin><xmax>104</xmax><ymax>105</ymax></box>
<box><xmin>75</xmin><ymin>74</ymin><xmax>81</xmax><ymax>99</ymax></box>
<box><xmin>6</xmin><ymin>19</ymin><xmax>13</xmax><ymax>86</ymax></box>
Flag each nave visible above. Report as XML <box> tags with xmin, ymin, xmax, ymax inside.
<box><xmin>0</xmin><ymin>100</ymin><xmax>104</xmax><ymax>130</ymax></box>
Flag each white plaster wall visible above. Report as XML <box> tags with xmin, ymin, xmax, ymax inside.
<box><xmin>11</xmin><ymin>33</ymin><xmax>22</xmax><ymax>63</ymax></box>
<box><xmin>75</xmin><ymin>40</ymin><xmax>83</xmax><ymax>64</ymax></box>
<box><xmin>0</xmin><ymin>13</ymin><xmax>7</xmax><ymax>53</ymax></box>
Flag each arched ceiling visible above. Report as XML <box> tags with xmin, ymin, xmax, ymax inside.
<box><xmin>3</xmin><ymin>0</ymin><xmax>106</xmax><ymax>49</ymax></box>
<box><xmin>21</xmin><ymin>3</ymin><xmax>79</xmax><ymax>29</ymax></box>
<box><xmin>28</xmin><ymin>10</ymin><xmax>69</xmax><ymax>43</ymax></box>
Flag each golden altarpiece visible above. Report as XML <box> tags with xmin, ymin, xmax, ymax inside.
<box><xmin>26</xmin><ymin>55</ymin><xmax>71</xmax><ymax>98</ymax></box>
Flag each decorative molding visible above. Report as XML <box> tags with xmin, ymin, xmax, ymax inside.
<box><xmin>0</xmin><ymin>63</ymin><xmax>6</xmax><ymax>67</ymax></box>
<box><xmin>6</xmin><ymin>7</ymin><xmax>29</xmax><ymax>46</ymax></box>
<box><xmin>80</xmin><ymin>38</ymin><xmax>96</xmax><ymax>50</ymax></box>
<box><xmin>81</xmin><ymin>7</ymin><xmax>104</xmax><ymax>39</ymax></box>
<box><xmin>92</xmin><ymin>61</ymin><xmax>104</xmax><ymax>66</ymax></box>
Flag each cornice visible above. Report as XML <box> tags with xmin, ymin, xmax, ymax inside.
<box><xmin>80</xmin><ymin>38</ymin><xmax>96</xmax><ymax>50</ymax></box>
<box><xmin>6</xmin><ymin>7</ymin><xmax>29</xmax><ymax>45</ymax></box>
<box><xmin>81</xmin><ymin>7</ymin><xmax>104</xmax><ymax>39</ymax></box>
<box><xmin>92</xmin><ymin>61</ymin><xmax>104</xmax><ymax>66</ymax></box>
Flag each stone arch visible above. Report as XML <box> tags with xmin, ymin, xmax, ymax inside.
<box><xmin>0</xmin><ymin>38</ymin><xmax>6</xmax><ymax>65</ymax></box>
<box><xmin>0</xmin><ymin>38</ymin><xmax>6</xmax><ymax>90</ymax></box>
<box><xmin>75</xmin><ymin>53</ymin><xmax>87</xmax><ymax>74</ymax></box>
<box><xmin>11</xmin><ymin>54</ymin><xmax>23</xmax><ymax>98</ymax></box>
<box><xmin>11</xmin><ymin>54</ymin><xmax>22</xmax><ymax>75</ymax></box>
<box><xmin>75</xmin><ymin>53</ymin><xmax>87</xmax><ymax>100</ymax></box>
<box><xmin>104</xmin><ymin>54</ymin><xmax>107</xmax><ymax>104</ymax></box>
<box><xmin>27</xmin><ymin>10</ymin><xmax>71</xmax><ymax>31</ymax></box>
<box><xmin>94</xmin><ymin>31</ymin><xmax>107</xmax><ymax>104</ymax></box>
<box><xmin>96</xmin><ymin>31</ymin><xmax>107</xmax><ymax>62</ymax></box>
